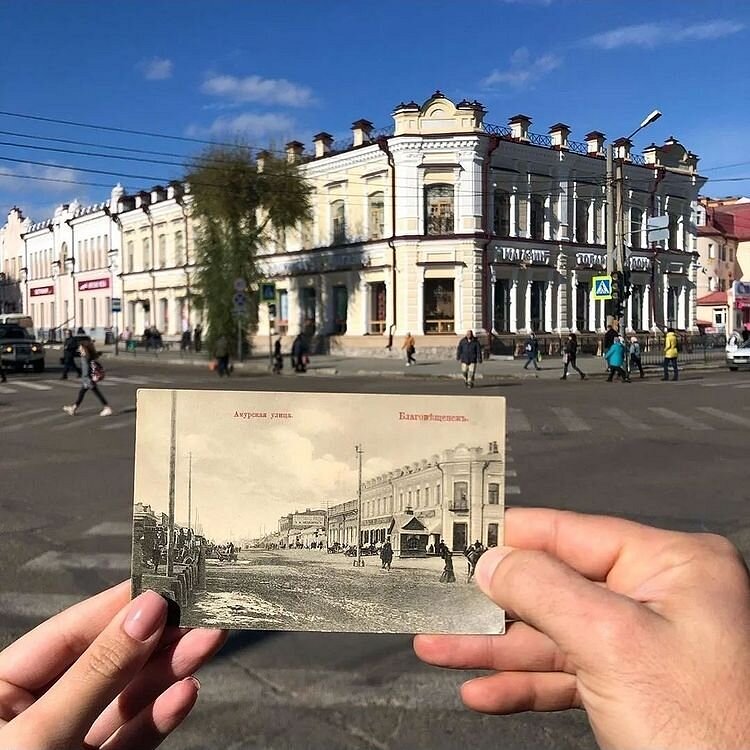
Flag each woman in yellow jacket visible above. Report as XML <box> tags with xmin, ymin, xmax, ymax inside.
<box><xmin>662</xmin><ymin>327</ymin><xmax>679</xmax><ymax>381</ymax></box>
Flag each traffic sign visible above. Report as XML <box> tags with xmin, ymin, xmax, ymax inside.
<box><xmin>232</xmin><ymin>292</ymin><xmax>246</xmax><ymax>311</ymax></box>
<box><xmin>111</xmin><ymin>297</ymin><xmax>121</xmax><ymax>313</ymax></box>
<box><xmin>592</xmin><ymin>275</ymin><xmax>612</xmax><ymax>300</ymax></box>
<box><xmin>647</xmin><ymin>215</ymin><xmax>669</xmax><ymax>230</ymax></box>
<box><xmin>260</xmin><ymin>282</ymin><xmax>276</xmax><ymax>302</ymax></box>
<box><xmin>234</xmin><ymin>278</ymin><xmax>247</xmax><ymax>292</ymax></box>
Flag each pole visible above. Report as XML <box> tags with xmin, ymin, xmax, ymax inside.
<box><xmin>187</xmin><ymin>451</ymin><xmax>192</xmax><ymax>533</ymax></box>
<box><xmin>355</xmin><ymin>444</ymin><xmax>363</xmax><ymax>568</ymax></box>
<box><xmin>237</xmin><ymin>315</ymin><xmax>242</xmax><ymax>362</ymax></box>
<box><xmin>167</xmin><ymin>390</ymin><xmax>177</xmax><ymax>576</ymax></box>
<box><xmin>606</xmin><ymin>144</ymin><xmax>615</xmax><ymax>277</ymax></box>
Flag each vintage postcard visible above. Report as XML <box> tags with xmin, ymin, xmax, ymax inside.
<box><xmin>131</xmin><ymin>390</ymin><xmax>506</xmax><ymax>634</ymax></box>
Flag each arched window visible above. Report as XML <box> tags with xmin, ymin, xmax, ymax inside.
<box><xmin>330</xmin><ymin>200</ymin><xmax>346</xmax><ymax>244</ymax></box>
<box><xmin>424</xmin><ymin>184</ymin><xmax>454</xmax><ymax>235</ymax></box>
<box><xmin>368</xmin><ymin>192</ymin><xmax>384</xmax><ymax>239</ymax></box>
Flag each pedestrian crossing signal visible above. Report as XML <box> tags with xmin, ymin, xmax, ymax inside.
<box><xmin>592</xmin><ymin>275</ymin><xmax>613</xmax><ymax>300</ymax></box>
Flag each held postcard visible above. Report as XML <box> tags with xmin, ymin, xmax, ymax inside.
<box><xmin>131</xmin><ymin>389</ymin><xmax>506</xmax><ymax>634</ymax></box>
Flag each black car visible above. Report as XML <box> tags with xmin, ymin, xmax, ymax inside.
<box><xmin>0</xmin><ymin>324</ymin><xmax>45</xmax><ymax>372</ymax></box>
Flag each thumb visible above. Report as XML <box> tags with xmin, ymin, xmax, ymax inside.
<box><xmin>475</xmin><ymin>546</ymin><xmax>646</xmax><ymax>663</ymax></box>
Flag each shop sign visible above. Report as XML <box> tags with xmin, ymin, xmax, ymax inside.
<box><xmin>627</xmin><ymin>255</ymin><xmax>651</xmax><ymax>272</ymax></box>
<box><xmin>734</xmin><ymin>281</ymin><xmax>750</xmax><ymax>310</ymax></box>
<box><xmin>575</xmin><ymin>252</ymin><xmax>605</xmax><ymax>269</ymax></box>
<box><xmin>260</xmin><ymin>250</ymin><xmax>371</xmax><ymax>278</ymax></box>
<box><xmin>496</xmin><ymin>246</ymin><xmax>551</xmax><ymax>265</ymax></box>
<box><xmin>30</xmin><ymin>285</ymin><xmax>54</xmax><ymax>297</ymax></box>
<box><xmin>78</xmin><ymin>277</ymin><xmax>110</xmax><ymax>292</ymax></box>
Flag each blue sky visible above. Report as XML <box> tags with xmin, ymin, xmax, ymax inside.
<box><xmin>1</xmin><ymin>0</ymin><xmax>748</xmax><ymax>222</ymax></box>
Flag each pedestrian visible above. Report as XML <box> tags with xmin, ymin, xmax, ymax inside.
<box><xmin>561</xmin><ymin>333</ymin><xmax>586</xmax><ymax>380</ymax></box>
<box><xmin>272</xmin><ymin>338</ymin><xmax>284</xmax><ymax>374</ymax></box>
<box><xmin>464</xmin><ymin>540</ymin><xmax>485</xmax><ymax>583</ymax></box>
<box><xmin>61</xmin><ymin>328</ymin><xmax>82</xmax><ymax>380</ymax></box>
<box><xmin>605</xmin><ymin>336</ymin><xmax>630</xmax><ymax>382</ymax></box>
<box><xmin>380</xmin><ymin>540</ymin><xmax>393</xmax><ymax>571</ymax></box>
<box><xmin>662</xmin><ymin>327</ymin><xmax>679</xmax><ymax>381</ymax></box>
<box><xmin>522</xmin><ymin>332</ymin><xmax>541</xmax><ymax>371</ymax></box>
<box><xmin>456</xmin><ymin>329</ymin><xmax>482</xmax><ymax>388</ymax></box>
<box><xmin>194</xmin><ymin>323</ymin><xmax>203</xmax><ymax>352</ymax></box>
<box><xmin>121</xmin><ymin>326</ymin><xmax>134</xmax><ymax>352</ymax></box>
<box><xmin>402</xmin><ymin>332</ymin><xmax>416</xmax><ymax>366</ymax></box>
<box><xmin>291</xmin><ymin>333</ymin><xmax>308</xmax><ymax>373</ymax></box>
<box><xmin>629</xmin><ymin>336</ymin><xmax>645</xmax><ymax>379</ymax></box>
<box><xmin>438</xmin><ymin>540</ymin><xmax>456</xmax><ymax>583</ymax></box>
<box><xmin>603</xmin><ymin>322</ymin><xmax>618</xmax><ymax>375</ymax></box>
<box><xmin>214</xmin><ymin>335</ymin><xmax>230</xmax><ymax>377</ymax></box>
<box><xmin>180</xmin><ymin>326</ymin><xmax>192</xmax><ymax>352</ymax></box>
<box><xmin>62</xmin><ymin>339</ymin><xmax>112</xmax><ymax>416</ymax></box>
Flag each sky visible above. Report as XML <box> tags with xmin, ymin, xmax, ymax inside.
<box><xmin>1</xmin><ymin>0</ymin><xmax>749</xmax><ymax>223</ymax></box>
<box><xmin>133</xmin><ymin>390</ymin><xmax>504</xmax><ymax>541</ymax></box>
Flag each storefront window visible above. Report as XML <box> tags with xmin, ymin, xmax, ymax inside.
<box><xmin>494</xmin><ymin>279</ymin><xmax>511</xmax><ymax>332</ymax></box>
<box><xmin>424</xmin><ymin>184</ymin><xmax>454</xmax><ymax>235</ymax></box>
<box><xmin>493</xmin><ymin>190</ymin><xmax>510</xmax><ymax>236</ymax></box>
<box><xmin>530</xmin><ymin>280</ymin><xmax>546</xmax><ymax>332</ymax></box>
<box><xmin>576</xmin><ymin>282</ymin><xmax>590</xmax><ymax>331</ymax></box>
<box><xmin>300</xmin><ymin>287</ymin><xmax>316</xmax><ymax>335</ymax></box>
<box><xmin>368</xmin><ymin>192</ymin><xmax>384</xmax><ymax>239</ymax></box>
<box><xmin>332</xmin><ymin>285</ymin><xmax>347</xmax><ymax>334</ymax></box>
<box><xmin>424</xmin><ymin>278</ymin><xmax>454</xmax><ymax>334</ymax></box>
<box><xmin>452</xmin><ymin>522</ymin><xmax>467</xmax><ymax>552</ymax></box>
<box><xmin>452</xmin><ymin>481</ymin><xmax>468</xmax><ymax>510</ymax></box>
<box><xmin>368</xmin><ymin>282</ymin><xmax>386</xmax><ymax>334</ymax></box>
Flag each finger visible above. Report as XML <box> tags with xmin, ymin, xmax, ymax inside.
<box><xmin>12</xmin><ymin>590</ymin><xmax>167</xmax><ymax>748</ymax></box>
<box><xmin>475</xmin><ymin>547</ymin><xmax>654</xmax><ymax>662</ymax></box>
<box><xmin>460</xmin><ymin>671</ymin><xmax>580</xmax><ymax>714</ymax></box>
<box><xmin>0</xmin><ymin>581</ymin><xmax>130</xmax><ymax>691</ymax></box>
<box><xmin>86</xmin><ymin>628</ymin><xmax>227</xmax><ymax>747</ymax></box>
<box><xmin>505</xmin><ymin>508</ymin><xmax>673</xmax><ymax>582</ymax></box>
<box><xmin>414</xmin><ymin>622</ymin><xmax>572</xmax><ymax>673</ymax></box>
<box><xmin>0</xmin><ymin>680</ymin><xmax>35</xmax><ymax>725</ymax></box>
<box><xmin>101</xmin><ymin>677</ymin><xmax>199</xmax><ymax>750</ymax></box>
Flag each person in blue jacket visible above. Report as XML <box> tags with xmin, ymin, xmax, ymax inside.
<box><xmin>604</xmin><ymin>336</ymin><xmax>630</xmax><ymax>382</ymax></box>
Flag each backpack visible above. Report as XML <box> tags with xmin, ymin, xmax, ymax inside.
<box><xmin>90</xmin><ymin>359</ymin><xmax>105</xmax><ymax>383</ymax></box>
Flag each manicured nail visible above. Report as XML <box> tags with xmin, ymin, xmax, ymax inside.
<box><xmin>123</xmin><ymin>590</ymin><xmax>167</xmax><ymax>642</ymax></box>
<box><xmin>475</xmin><ymin>547</ymin><xmax>512</xmax><ymax>591</ymax></box>
<box><xmin>187</xmin><ymin>676</ymin><xmax>201</xmax><ymax>691</ymax></box>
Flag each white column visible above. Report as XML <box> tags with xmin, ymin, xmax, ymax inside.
<box><xmin>360</xmin><ymin>277</ymin><xmax>369</xmax><ymax>335</ymax></box>
<box><xmin>588</xmin><ymin>286</ymin><xmax>596</xmax><ymax>332</ymax></box>
<box><xmin>677</xmin><ymin>215</ymin><xmax>685</xmax><ymax>251</ymax></box>
<box><xmin>640</xmin><ymin>207</ymin><xmax>648</xmax><ymax>249</ymax></box>
<box><xmin>454</xmin><ymin>267</ymin><xmax>463</xmax><ymax>332</ymax></box>
<box><xmin>509</xmin><ymin>278</ymin><xmax>518</xmax><ymax>333</ymax></box>
<box><xmin>626</xmin><ymin>294</ymin><xmax>633</xmax><ymax>333</ymax></box>
<box><xmin>543</xmin><ymin>194</ymin><xmax>552</xmax><ymax>241</ymax></box>
<box><xmin>677</xmin><ymin>283</ymin><xmax>686</xmax><ymax>330</ymax></box>
<box><xmin>524</xmin><ymin>279</ymin><xmax>532</xmax><ymax>332</ymax></box>
<box><xmin>526</xmin><ymin>174</ymin><xmax>532</xmax><ymax>238</ymax></box>
<box><xmin>643</xmin><ymin>284</ymin><xmax>651</xmax><ymax>331</ymax></box>
<box><xmin>570</xmin><ymin>270</ymin><xmax>578</xmax><ymax>332</ymax></box>
<box><xmin>663</xmin><ymin>274</ymin><xmax>669</xmax><ymax>327</ymax></box>
<box><xmin>490</xmin><ymin>269</ymin><xmax>497</xmax><ymax>332</ymax></box>
<box><xmin>510</xmin><ymin>189</ymin><xmax>518</xmax><ymax>237</ymax></box>
<box><xmin>556</xmin><ymin>274</ymin><xmax>566</xmax><ymax>332</ymax></box>
<box><xmin>544</xmin><ymin>280</ymin><xmax>553</xmax><ymax>332</ymax></box>
<box><xmin>571</xmin><ymin>183</ymin><xmax>578</xmax><ymax>243</ymax></box>
<box><xmin>417</xmin><ymin>267</ymin><xmax>425</xmax><ymax>335</ymax></box>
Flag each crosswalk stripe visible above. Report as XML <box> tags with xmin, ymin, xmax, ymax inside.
<box><xmin>1</xmin><ymin>406</ymin><xmax>49</xmax><ymax>419</ymax></box>
<box><xmin>603</xmin><ymin>407</ymin><xmax>652</xmax><ymax>431</ymax></box>
<box><xmin>50</xmin><ymin>414</ymin><xmax>107</xmax><ymax>431</ymax></box>
<box><xmin>4</xmin><ymin>412</ymin><xmax>72</xmax><ymax>432</ymax></box>
<box><xmin>22</xmin><ymin>551</ymin><xmax>131</xmax><ymax>572</ymax></box>
<box><xmin>696</xmin><ymin>407</ymin><xmax>750</xmax><ymax>429</ymax></box>
<box><xmin>85</xmin><ymin>521</ymin><xmax>132</xmax><ymax>536</ymax></box>
<box><xmin>508</xmin><ymin>408</ymin><xmax>531</xmax><ymax>432</ymax></box>
<box><xmin>40</xmin><ymin>379</ymin><xmax>80</xmax><ymax>388</ymax></box>
<box><xmin>648</xmin><ymin>407</ymin><xmax>713</xmax><ymax>431</ymax></box>
<box><xmin>0</xmin><ymin>593</ymin><xmax>83</xmax><ymax>621</ymax></box>
<box><xmin>100</xmin><ymin>418</ymin><xmax>135</xmax><ymax>431</ymax></box>
<box><xmin>0</xmin><ymin>385</ymin><xmax>16</xmax><ymax>394</ymax></box>
<box><xmin>12</xmin><ymin>381</ymin><xmax>51</xmax><ymax>391</ymax></box>
<box><xmin>734</xmin><ymin>383</ymin><xmax>750</xmax><ymax>389</ymax></box>
<box><xmin>550</xmin><ymin>406</ymin><xmax>590</xmax><ymax>432</ymax></box>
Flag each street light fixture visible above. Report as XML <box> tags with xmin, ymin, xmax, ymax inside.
<box><xmin>627</xmin><ymin>110</ymin><xmax>662</xmax><ymax>141</ymax></box>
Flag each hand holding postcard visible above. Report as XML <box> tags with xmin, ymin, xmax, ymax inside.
<box><xmin>131</xmin><ymin>390</ymin><xmax>506</xmax><ymax>634</ymax></box>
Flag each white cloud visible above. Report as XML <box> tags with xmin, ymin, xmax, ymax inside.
<box><xmin>481</xmin><ymin>47</ymin><xmax>562</xmax><ymax>89</ymax></box>
<box><xmin>201</xmin><ymin>74</ymin><xmax>314</xmax><ymax>107</ymax></box>
<box><xmin>138</xmin><ymin>57</ymin><xmax>174</xmax><ymax>80</ymax></box>
<box><xmin>186</xmin><ymin>112</ymin><xmax>295</xmax><ymax>140</ymax></box>
<box><xmin>0</xmin><ymin>163</ymin><xmax>82</xmax><ymax>194</ymax></box>
<box><xmin>586</xmin><ymin>19</ymin><xmax>744</xmax><ymax>50</ymax></box>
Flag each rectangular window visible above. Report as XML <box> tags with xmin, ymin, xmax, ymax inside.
<box><xmin>713</xmin><ymin>308</ymin><xmax>726</xmax><ymax>328</ymax></box>
<box><xmin>368</xmin><ymin>282</ymin><xmax>386</xmax><ymax>334</ymax></box>
<box><xmin>91</xmin><ymin>299</ymin><xmax>97</xmax><ymax>329</ymax></box>
<box><xmin>332</xmin><ymin>285</ymin><xmax>347</xmax><ymax>334</ymax></box>
<box><xmin>424</xmin><ymin>184</ymin><xmax>454</xmax><ymax>235</ymax></box>
<box><xmin>530</xmin><ymin>196</ymin><xmax>545</xmax><ymax>240</ymax></box>
<box><xmin>415</xmin><ymin>488</ymin><xmax>421</xmax><ymax>508</ymax></box>
<box><xmin>436</xmin><ymin>484</ymin><xmax>441</xmax><ymax>504</ymax></box>
<box><xmin>105</xmin><ymin>296</ymin><xmax>111</xmax><ymax>327</ymax></box>
<box><xmin>79</xmin><ymin>299</ymin><xmax>84</xmax><ymax>328</ymax></box>
<box><xmin>174</xmin><ymin>231</ymin><xmax>185</xmax><ymax>264</ymax></box>
<box><xmin>331</xmin><ymin>200</ymin><xmax>346</xmax><ymax>244</ymax></box>
<box><xmin>488</xmin><ymin>483</ymin><xmax>499</xmax><ymax>505</ymax></box>
<box><xmin>142</xmin><ymin>238</ymin><xmax>151</xmax><ymax>270</ymax></box>
<box><xmin>575</xmin><ymin>199</ymin><xmax>589</xmax><ymax>244</ymax></box>
<box><xmin>530</xmin><ymin>280</ymin><xmax>546</xmax><ymax>332</ymax></box>
<box><xmin>452</xmin><ymin>522</ymin><xmax>468</xmax><ymax>552</ymax></box>
<box><xmin>668</xmin><ymin>214</ymin><xmax>678</xmax><ymax>249</ymax></box>
<box><xmin>708</xmin><ymin>243</ymin><xmax>715</xmax><ymax>259</ymax></box>
<box><xmin>493</xmin><ymin>190</ymin><xmax>510</xmax><ymax>236</ymax></box>
<box><xmin>487</xmin><ymin>523</ymin><xmax>499</xmax><ymax>548</ymax></box>
<box><xmin>126</xmin><ymin>240</ymin><xmax>134</xmax><ymax>272</ymax></box>
<box><xmin>368</xmin><ymin>192</ymin><xmax>385</xmax><ymax>239</ymax></box>
<box><xmin>425</xmin><ymin>487</ymin><xmax>430</xmax><ymax>506</ymax></box>
<box><xmin>277</xmin><ymin>289</ymin><xmax>288</xmax><ymax>335</ymax></box>
<box><xmin>667</xmin><ymin>286</ymin><xmax>679</xmax><ymax>328</ymax></box>
<box><xmin>516</xmin><ymin>195</ymin><xmax>528</xmax><ymax>237</ymax></box>
<box><xmin>493</xmin><ymin>279</ymin><xmax>511</xmax><ymax>332</ymax></box>
<box><xmin>576</xmin><ymin>282</ymin><xmax>590</xmax><ymax>332</ymax></box>
<box><xmin>158</xmin><ymin>234</ymin><xmax>167</xmax><ymax>268</ymax></box>
<box><xmin>630</xmin><ymin>208</ymin><xmax>643</xmax><ymax>249</ymax></box>
<box><xmin>631</xmin><ymin>285</ymin><xmax>643</xmax><ymax>331</ymax></box>
<box><xmin>96</xmin><ymin>236</ymin><xmax>102</xmax><ymax>268</ymax></box>
<box><xmin>452</xmin><ymin>481</ymin><xmax>468</xmax><ymax>510</ymax></box>
<box><xmin>423</xmin><ymin>278</ymin><xmax>454</xmax><ymax>334</ymax></box>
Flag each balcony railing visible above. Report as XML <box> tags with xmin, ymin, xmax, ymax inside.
<box><xmin>448</xmin><ymin>503</ymin><xmax>469</xmax><ymax>512</ymax></box>
<box><xmin>568</xmin><ymin>139</ymin><xmax>589</xmax><ymax>155</ymax></box>
<box><xmin>529</xmin><ymin>131</ymin><xmax>553</xmax><ymax>148</ymax></box>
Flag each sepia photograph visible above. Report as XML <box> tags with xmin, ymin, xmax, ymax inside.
<box><xmin>131</xmin><ymin>389</ymin><xmax>506</xmax><ymax>634</ymax></box>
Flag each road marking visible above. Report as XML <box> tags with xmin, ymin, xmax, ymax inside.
<box><xmin>4</xmin><ymin>412</ymin><xmax>72</xmax><ymax>432</ymax></box>
<box><xmin>22</xmin><ymin>551</ymin><xmax>131</xmax><ymax>572</ymax></box>
<box><xmin>505</xmin><ymin>485</ymin><xmax>521</xmax><ymax>495</ymax></box>
<box><xmin>85</xmin><ymin>521</ymin><xmax>132</xmax><ymax>536</ymax></box>
<box><xmin>550</xmin><ymin>406</ymin><xmax>590</xmax><ymax>432</ymax></box>
<box><xmin>1</xmin><ymin>406</ymin><xmax>49</xmax><ymax>419</ymax></box>
<box><xmin>0</xmin><ymin>593</ymin><xmax>83</xmax><ymax>621</ymax></box>
<box><xmin>696</xmin><ymin>407</ymin><xmax>750</xmax><ymax>429</ymax></box>
<box><xmin>733</xmin><ymin>383</ymin><xmax>750</xmax><ymax>389</ymax></box>
<box><xmin>507</xmin><ymin>408</ymin><xmax>531</xmax><ymax>432</ymax></box>
<box><xmin>99</xmin><ymin>418</ymin><xmax>135</xmax><ymax>431</ymax></box>
<box><xmin>648</xmin><ymin>407</ymin><xmax>712</xmax><ymax>431</ymax></box>
<box><xmin>12</xmin><ymin>381</ymin><xmax>51</xmax><ymax>391</ymax></box>
<box><xmin>50</xmin><ymin>414</ymin><xmax>107</xmax><ymax>431</ymax></box>
<box><xmin>701</xmin><ymin>382</ymin><xmax>729</xmax><ymax>388</ymax></box>
<box><xmin>0</xmin><ymin>385</ymin><xmax>16</xmax><ymax>394</ymax></box>
<box><xmin>40</xmin><ymin>379</ymin><xmax>80</xmax><ymax>388</ymax></box>
<box><xmin>603</xmin><ymin>407</ymin><xmax>652</xmax><ymax>431</ymax></box>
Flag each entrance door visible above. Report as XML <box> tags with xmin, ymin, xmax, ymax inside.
<box><xmin>494</xmin><ymin>279</ymin><xmax>511</xmax><ymax>332</ymax></box>
<box><xmin>332</xmin><ymin>285</ymin><xmax>348</xmax><ymax>334</ymax></box>
<box><xmin>452</xmin><ymin>522</ymin><xmax>467</xmax><ymax>552</ymax></box>
<box><xmin>530</xmin><ymin>280</ymin><xmax>545</xmax><ymax>332</ymax></box>
<box><xmin>369</xmin><ymin>282</ymin><xmax>386</xmax><ymax>334</ymax></box>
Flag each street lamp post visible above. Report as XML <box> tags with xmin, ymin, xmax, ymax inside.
<box><xmin>108</xmin><ymin>249</ymin><xmax>120</xmax><ymax>355</ymax></box>
<box><xmin>51</xmin><ymin>261</ymin><xmax>61</xmax><ymax>339</ymax></box>
<box><xmin>354</xmin><ymin>444</ymin><xmax>364</xmax><ymax>568</ymax></box>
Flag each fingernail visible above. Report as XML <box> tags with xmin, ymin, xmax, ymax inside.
<box><xmin>475</xmin><ymin>546</ymin><xmax>512</xmax><ymax>591</ymax></box>
<box><xmin>123</xmin><ymin>590</ymin><xmax>167</xmax><ymax>642</ymax></box>
<box><xmin>187</xmin><ymin>676</ymin><xmax>201</xmax><ymax>691</ymax></box>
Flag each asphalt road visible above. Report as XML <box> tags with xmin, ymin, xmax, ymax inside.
<box><xmin>1</xmin><ymin>359</ymin><xmax>749</xmax><ymax>750</ymax></box>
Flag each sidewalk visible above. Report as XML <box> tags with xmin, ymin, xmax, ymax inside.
<box><xmin>63</xmin><ymin>344</ymin><xmax>726</xmax><ymax>380</ymax></box>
